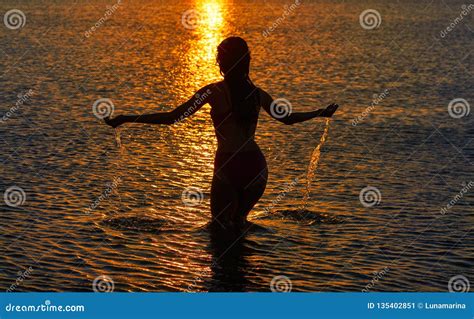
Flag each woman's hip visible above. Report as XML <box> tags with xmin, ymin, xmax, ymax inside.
<box><xmin>214</xmin><ymin>148</ymin><xmax>268</xmax><ymax>187</ymax></box>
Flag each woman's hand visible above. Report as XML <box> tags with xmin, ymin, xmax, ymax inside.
<box><xmin>104</xmin><ymin>115</ymin><xmax>127</xmax><ymax>128</ymax></box>
<box><xmin>320</xmin><ymin>103</ymin><xmax>339</xmax><ymax>117</ymax></box>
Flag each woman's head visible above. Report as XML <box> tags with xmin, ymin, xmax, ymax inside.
<box><xmin>216</xmin><ymin>37</ymin><xmax>250</xmax><ymax>80</ymax></box>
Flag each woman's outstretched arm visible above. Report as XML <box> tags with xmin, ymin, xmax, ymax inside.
<box><xmin>104</xmin><ymin>85</ymin><xmax>213</xmax><ymax>128</ymax></box>
<box><xmin>259</xmin><ymin>88</ymin><xmax>338</xmax><ymax>125</ymax></box>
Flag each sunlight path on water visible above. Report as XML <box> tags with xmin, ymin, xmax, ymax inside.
<box><xmin>178</xmin><ymin>0</ymin><xmax>228</xmax><ymax>95</ymax></box>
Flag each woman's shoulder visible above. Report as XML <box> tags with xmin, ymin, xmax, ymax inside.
<box><xmin>202</xmin><ymin>81</ymin><xmax>227</xmax><ymax>110</ymax></box>
<box><xmin>206</xmin><ymin>81</ymin><xmax>225</xmax><ymax>91</ymax></box>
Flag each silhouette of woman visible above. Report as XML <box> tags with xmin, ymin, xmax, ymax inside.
<box><xmin>105</xmin><ymin>36</ymin><xmax>338</xmax><ymax>232</ymax></box>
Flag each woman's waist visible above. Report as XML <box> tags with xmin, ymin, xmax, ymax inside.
<box><xmin>215</xmin><ymin>139</ymin><xmax>260</xmax><ymax>154</ymax></box>
<box><xmin>215</xmin><ymin>144</ymin><xmax>266</xmax><ymax>166</ymax></box>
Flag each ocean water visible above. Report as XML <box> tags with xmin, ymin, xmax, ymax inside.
<box><xmin>0</xmin><ymin>0</ymin><xmax>472</xmax><ymax>292</ymax></box>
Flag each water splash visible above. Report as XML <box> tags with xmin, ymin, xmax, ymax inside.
<box><xmin>114</xmin><ymin>127</ymin><xmax>122</xmax><ymax>148</ymax></box>
<box><xmin>302</xmin><ymin>118</ymin><xmax>331</xmax><ymax>208</ymax></box>
<box><xmin>112</xmin><ymin>128</ymin><xmax>123</xmax><ymax>208</ymax></box>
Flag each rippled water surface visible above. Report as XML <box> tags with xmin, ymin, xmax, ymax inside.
<box><xmin>1</xmin><ymin>0</ymin><xmax>473</xmax><ymax>292</ymax></box>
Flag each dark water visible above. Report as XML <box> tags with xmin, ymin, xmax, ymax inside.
<box><xmin>0</xmin><ymin>0</ymin><xmax>473</xmax><ymax>292</ymax></box>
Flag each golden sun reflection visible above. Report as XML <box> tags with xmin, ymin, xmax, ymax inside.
<box><xmin>179</xmin><ymin>0</ymin><xmax>228</xmax><ymax>92</ymax></box>
<box><xmin>165</xmin><ymin>2</ymin><xmax>230</xmax><ymax>276</ymax></box>
<box><xmin>200</xmin><ymin>1</ymin><xmax>224</xmax><ymax>30</ymax></box>
<box><xmin>197</xmin><ymin>0</ymin><xmax>225</xmax><ymax>61</ymax></box>
<box><xmin>162</xmin><ymin>0</ymin><xmax>230</xmax><ymax>216</ymax></box>
<box><xmin>171</xmin><ymin>0</ymin><xmax>229</xmax><ymax>157</ymax></box>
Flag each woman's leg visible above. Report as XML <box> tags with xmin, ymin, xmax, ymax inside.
<box><xmin>210</xmin><ymin>173</ymin><xmax>240</xmax><ymax>229</ymax></box>
<box><xmin>211</xmin><ymin>149</ymin><xmax>268</xmax><ymax>230</ymax></box>
<box><xmin>235</xmin><ymin>166</ymin><xmax>268</xmax><ymax>226</ymax></box>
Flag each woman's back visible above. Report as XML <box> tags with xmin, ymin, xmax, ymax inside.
<box><xmin>209</xmin><ymin>80</ymin><xmax>261</xmax><ymax>153</ymax></box>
